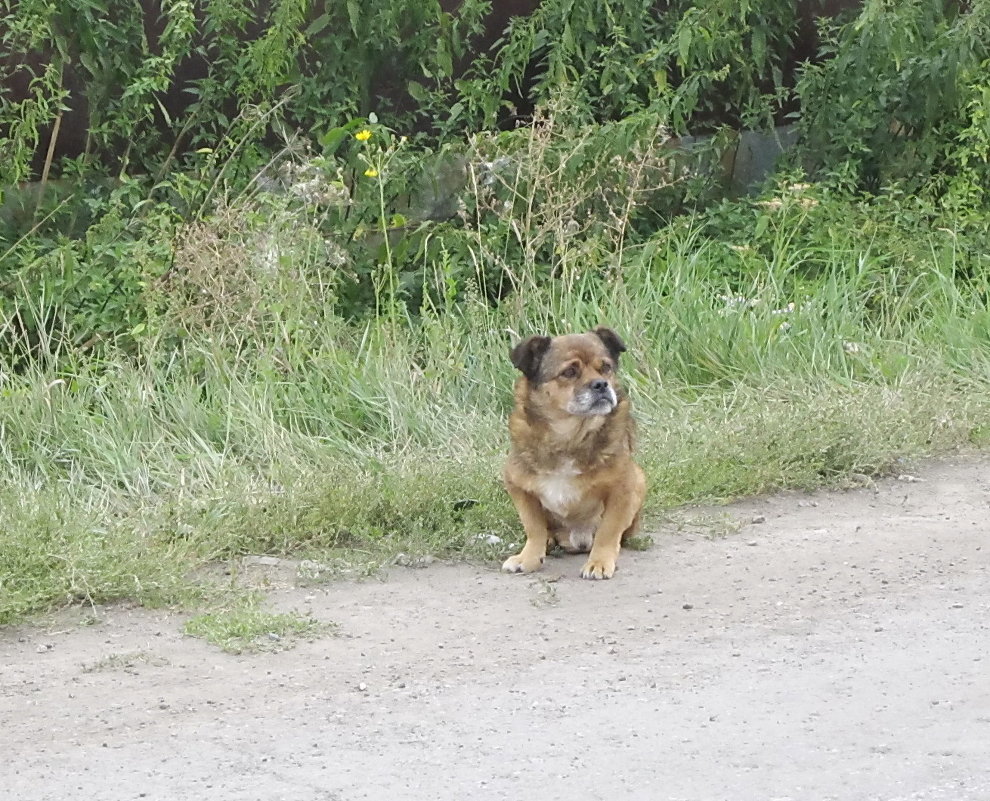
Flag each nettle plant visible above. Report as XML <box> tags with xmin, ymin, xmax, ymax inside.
<box><xmin>795</xmin><ymin>0</ymin><xmax>990</xmax><ymax>199</ymax></box>
<box><xmin>453</xmin><ymin>0</ymin><xmax>798</xmax><ymax>135</ymax></box>
<box><xmin>0</xmin><ymin>0</ymin><xmax>490</xmax><ymax>186</ymax></box>
<box><xmin>0</xmin><ymin>0</ymin><xmax>490</xmax><ymax>347</ymax></box>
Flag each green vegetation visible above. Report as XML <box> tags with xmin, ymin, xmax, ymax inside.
<box><xmin>184</xmin><ymin>599</ymin><xmax>329</xmax><ymax>654</ymax></box>
<box><xmin>1</xmin><ymin>0</ymin><xmax>989</xmax><ymax>626</ymax></box>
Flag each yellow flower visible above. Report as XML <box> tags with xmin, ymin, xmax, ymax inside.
<box><xmin>364</xmin><ymin>167</ymin><xmax>379</xmax><ymax>178</ymax></box>
<box><xmin>355</xmin><ymin>129</ymin><xmax>372</xmax><ymax>142</ymax></box>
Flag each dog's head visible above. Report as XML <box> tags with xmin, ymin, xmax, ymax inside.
<box><xmin>510</xmin><ymin>327</ymin><xmax>627</xmax><ymax>417</ymax></box>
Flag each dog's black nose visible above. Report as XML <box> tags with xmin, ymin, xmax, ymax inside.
<box><xmin>590</xmin><ymin>379</ymin><xmax>609</xmax><ymax>392</ymax></box>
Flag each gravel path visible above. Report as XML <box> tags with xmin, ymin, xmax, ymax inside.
<box><xmin>3</xmin><ymin>455</ymin><xmax>989</xmax><ymax>800</ymax></box>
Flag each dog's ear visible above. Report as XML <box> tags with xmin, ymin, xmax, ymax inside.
<box><xmin>593</xmin><ymin>326</ymin><xmax>627</xmax><ymax>363</ymax></box>
<box><xmin>510</xmin><ymin>335</ymin><xmax>552</xmax><ymax>383</ymax></box>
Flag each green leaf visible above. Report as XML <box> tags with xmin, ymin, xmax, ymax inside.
<box><xmin>79</xmin><ymin>52</ymin><xmax>98</xmax><ymax>77</ymax></box>
<box><xmin>677</xmin><ymin>25</ymin><xmax>692</xmax><ymax>68</ymax></box>
<box><xmin>436</xmin><ymin>41</ymin><xmax>453</xmax><ymax>76</ymax></box>
<box><xmin>320</xmin><ymin>131</ymin><xmax>346</xmax><ymax>154</ymax></box>
<box><xmin>346</xmin><ymin>0</ymin><xmax>360</xmax><ymax>35</ymax></box>
<box><xmin>304</xmin><ymin>13</ymin><xmax>332</xmax><ymax>38</ymax></box>
<box><xmin>752</xmin><ymin>26</ymin><xmax>766</xmax><ymax>68</ymax></box>
<box><xmin>754</xmin><ymin>214</ymin><xmax>769</xmax><ymax>238</ymax></box>
<box><xmin>408</xmin><ymin>80</ymin><xmax>427</xmax><ymax>102</ymax></box>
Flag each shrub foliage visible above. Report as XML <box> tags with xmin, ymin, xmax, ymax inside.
<box><xmin>1</xmin><ymin>0</ymin><xmax>988</xmax><ymax>347</ymax></box>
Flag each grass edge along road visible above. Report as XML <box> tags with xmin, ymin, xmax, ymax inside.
<box><xmin>2</xmin><ymin>193</ymin><xmax>989</xmax><ymax>629</ymax></box>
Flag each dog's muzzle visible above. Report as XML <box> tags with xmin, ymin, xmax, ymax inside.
<box><xmin>568</xmin><ymin>380</ymin><xmax>618</xmax><ymax>416</ymax></box>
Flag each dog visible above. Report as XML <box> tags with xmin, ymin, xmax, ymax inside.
<box><xmin>501</xmin><ymin>326</ymin><xmax>646</xmax><ymax>580</ymax></box>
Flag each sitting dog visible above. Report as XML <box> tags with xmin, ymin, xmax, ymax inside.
<box><xmin>501</xmin><ymin>327</ymin><xmax>646</xmax><ymax>580</ymax></box>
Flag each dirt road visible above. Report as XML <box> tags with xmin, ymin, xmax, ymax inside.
<box><xmin>3</xmin><ymin>456</ymin><xmax>989</xmax><ymax>800</ymax></box>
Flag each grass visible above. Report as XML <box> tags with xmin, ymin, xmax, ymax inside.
<box><xmin>2</xmin><ymin>164</ymin><xmax>989</xmax><ymax>628</ymax></box>
<box><xmin>183</xmin><ymin>597</ymin><xmax>329</xmax><ymax>654</ymax></box>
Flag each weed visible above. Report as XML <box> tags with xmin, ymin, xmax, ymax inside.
<box><xmin>529</xmin><ymin>575</ymin><xmax>561</xmax><ymax>608</ymax></box>
<box><xmin>82</xmin><ymin>650</ymin><xmax>169</xmax><ymax>673</ymax></box>
<box><xmin>623</xmin><ymin>535</ymin><xmax>655</xmax><ymax>552</ymax></box>
<box><xmin>183</xmin><ymin>599</ymin><xmax>331</xmax><ymax>654</ymax></box>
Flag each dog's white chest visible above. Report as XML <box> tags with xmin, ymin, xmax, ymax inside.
<box><xmin>536</xmin><ymin>462</ymin><xmax>582</xmax><ymax>517</ymax></box>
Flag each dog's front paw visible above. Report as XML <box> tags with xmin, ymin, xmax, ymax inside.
<box><xmin>580</xmin><ymin>554</ymin><xmax>616</xmax><ymax>580</ymax></box>
<box><xmin>501</xmin><ymin>552</ymin><xmax>545</xmax><ymax>574</ymax></box>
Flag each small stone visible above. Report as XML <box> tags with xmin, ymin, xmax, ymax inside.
<box><xmin>746</xmin><ymin>540</ymin><xmax>759</xmax><ymax>547</ymax></box>
<box><xmin>682</xmin><ymin>603</ymin><xmax>694</xmax><ymax>610</ymax></box>
<box><xmin>358</xmin><ymin>682</ymin><xmax>368</xmax><ymax>692</ymax></box>
<box><xmin>243</xmin><ymin>555</ymin><xmax>281</xmax><ymax>566</ymax></box>
<box><xmin>750</xmin><ymin>515</ymin><xmax>766</xmax><ymax>524</ymax></box>
<box><xmin>951</xmin><ymin>603</ymin><xmax>964</xmax><ymax>609</ymax></box>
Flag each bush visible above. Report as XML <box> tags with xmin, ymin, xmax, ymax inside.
<box><xmin>795</xmin><ymin>0</ymin><xmax>990</xmax><ymax>199</ymax></box>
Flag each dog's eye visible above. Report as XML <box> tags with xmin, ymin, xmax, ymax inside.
<box><xmin>600</xmin><ymin>362</ymin><xmax>613</xmax><ymax>375</ymax></box>
<box><xmin>560</xmin><ymin>365</ymin><xmax>578</xmax><ymax>379</ymax></box>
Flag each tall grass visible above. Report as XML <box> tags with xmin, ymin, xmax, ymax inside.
<box><xmin>2</xmin><ymin>141</ymin><xmax>990</xmax><ymax>624</ymax></box>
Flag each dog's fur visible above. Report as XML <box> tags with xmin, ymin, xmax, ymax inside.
<box><xmin>502</xmin><ymin>327</ymin><xmax>646</xmax><ymax>580</ymax></box>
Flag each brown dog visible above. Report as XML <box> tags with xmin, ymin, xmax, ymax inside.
<box><xmin>502</xmin><ymin>327</ymin><xmax>646</xmax><ymax>580</ymax></box>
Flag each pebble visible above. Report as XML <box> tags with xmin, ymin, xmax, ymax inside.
<box><xmin>746</xmin><ymin>540</ymin><xmax>759</xmax><ymax>547</ymax></box>
<box><xmin>394</xmin><ymin>554</ymin><xmax>437</xmax><ymax>568</ymax></box>
<box><xmin>751</xmin><ymin>515</ymin><xmax>766</xmax><ymax>524</ymax></box>
<box><xmin>682</xmin><ymin>603</ymin><xmax>694</xmax><ymax>610</ymax></box>
<box><xmin>243</xmin><ymin>555</ymin><xmax>281</xmax><ymax>566</ymax></box>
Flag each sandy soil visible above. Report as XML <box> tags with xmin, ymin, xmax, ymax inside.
<box><xmin>3</xmin><ymin>455</ymin><xmax>989</xmax><ymax>801</ymax></box>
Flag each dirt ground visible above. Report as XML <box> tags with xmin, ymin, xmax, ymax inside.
<box><xmin>3</xmin><ymin>455</ymin><xmax>989</xmax><ymax>801</ymax></box>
